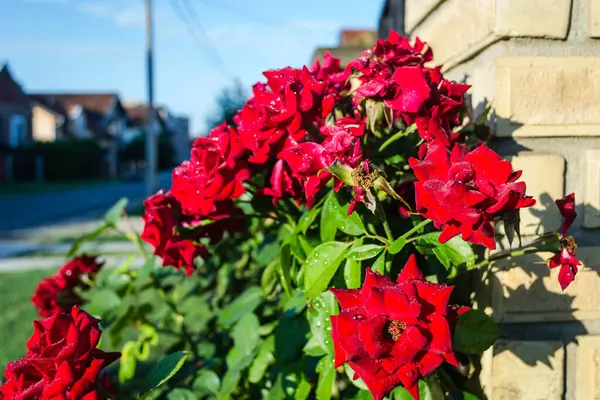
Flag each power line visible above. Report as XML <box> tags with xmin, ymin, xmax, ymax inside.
<box><xmin>168</xmin><ymin>0</ymin><xmax>234</xmax><ymax>79</ymax></box>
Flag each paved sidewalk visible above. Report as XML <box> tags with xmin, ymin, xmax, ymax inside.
<box><xmin>0</xmin><ymin>254</ymin><xmax>146</xmax><ymax>272</ymax></box>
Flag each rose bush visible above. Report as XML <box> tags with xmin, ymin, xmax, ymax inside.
<box><xmin>2</xmin><ymin>30</ymin><xmax>576</xmax><ymax>399</ymax></box>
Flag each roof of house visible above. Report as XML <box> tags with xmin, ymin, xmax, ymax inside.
<box><xmin>0</xmin><ymin>63</ymin><xmax>30</xmax><ymax>108</ymax></box>
<box><xmin>30</xmin><ymin>94</ymin><xmax>68</xmax><ymax>116</ymax></box>
<box><xmin>29</xmin><ymin>93</ymin><xmax>119</xmax><ymax>115</ymax></box>
<box><xmin>124</xmin><ymin>103</ymin><xmax>163</xmax><ymax>128</ymax></box>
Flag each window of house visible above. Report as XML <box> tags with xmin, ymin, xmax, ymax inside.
<box><xmin>9</xmin><ymin>114</ymin><xmax>27</xmax><ymax>148</ymax></box>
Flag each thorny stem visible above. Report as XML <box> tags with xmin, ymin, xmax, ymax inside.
<box><xmin>472</xmin><ymin>246</ymin><xmax>546</xmax><ymax>270</ymax></box>
<box><xmin>375</xmin><ymin>200</ymin><xmax>394</xmax><ymax>242</ymax></box>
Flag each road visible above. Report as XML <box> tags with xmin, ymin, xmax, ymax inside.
<box><xmin>0</xmin><ymin>172</ymin><xmax>172</xmax><ymax>237</ymax></box>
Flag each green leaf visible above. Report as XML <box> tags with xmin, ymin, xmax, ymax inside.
<box><xmin>283</xmin><ymin>290</ymin><xmax>307</xmax><ymax>317</ymax></box>
<box><xmin>86</xmin><ymin>289</ymin><xmax>122</xmax><ymax>317</ymax></box>
<box><xmin>344</xmin><ymin>258</ymin><xmax>361</xmax><ymax>289</ymax></box>
<box><xmin>279</xmin><ymin>244</ymin><xmax>294</xmax><ymax>297</ymax></box>
<box><xmin>218</xmin><ymin>286</ymin><xmax>262</xmax><ymax>327</ymax></box>
<box><xmin>453</xmin><ymin>309</ymin><xmax>500</xmax><ymax>354</ymax></box>
<box><xmin>136</xmin><ymin>256</ymin><xmax>156</xmax><ymax>282</ymax></box>
<box><xmin>316</xmin><ymin>354</ymin><xmax>335</xmax><ymax>400</ymax></box>
<box><xmin>417</xmin><ymin>232</ymin><xmax>476</xmax><ymax>270</ymax></box>
<box><xmin>66</xmin><ymin>223</ymin><xmax>108</xmax><ymax>258</ymax></box>
<box><xmin>320</xmin><ymin>192</ymin><xmax>338</xmax><ymax>242</ymax></box>
<box><xmin>346</xmin><ymin>244</ymin><xmax>384</xmax><ymax>261</ymax></box>
<box><xmin>371</xmin><ymin>251</ymin><xmax>386</xmax><ymax>274</ymax></box>
<box><xmin>119</xmin><ymin>341</ymin><xmax>137</xmax><ymax>383</ymax></box>
<box><xmin>193</xmin><ymin>370</ymin><xmax>220</xmax><ymax>396</ymax></box>
<box><xmin>139</xmin><ymin>351</ymin><xmax>189</xmax><ymax>398</ymax></box>
<box><xmin>104</xmin><ymin>197</ymin><xmax>129</xmax><ymax>226</ymax></box>
<box><xmin>256</xmin><ymin>241</ymin><xmax>280</xmax><ymax>265</ymax></box>
<box><xmin>248</xmin><ymin>336</ymin><xmax>275</xmax><ymax>383</ymax></box>
<box><xmin>344</xmin><ymin>364</ymin><xmax>368</xmax><ymax>390</ymax></box>
<box><xmin>324</xmin><ymin>159</ymin><xmax>354</xmax><ymax>186</ymax></box>
<box><xmin>297</xmin><ymin>207</ymin><xmax>321</xmax><ymax>234</ymax></box>
<box><xmin>167</xmin><ymin>389</ymin><xmax>197</xmax><ymax>400</ymax></box>
<box><xmin>261</xmin><ymin>259</ymin><xmax>278</xmax><ymax>295</ymax></box>
<box><xmin>389</xmin><ymin>237</ymin><xmax>407</xmax><ymax>255</ymax></box>
<box><xmin>231</xmin><ymin>313</ymin><xmax>261</xmax><ymax>358</ymax></box>
<box><xmin>339</xmin><ymin>209</ymin><xmax>366</xmax><ymax>236</ymax></box>
<box><xmin>275</xmin><ymin>317</ymin><xmax>309</xmax><ymax>363</ymax></box>
<box><xmin>304</xmin><ymin>291</ymin><xmax>337</xmax><ymax>356</ymax></box>
<box><xmin>294</xmin><ymin>378</ymin><xmax>312</xmax><ymax>400</ymax></box>
<box><xmin>462</xmin><ymin>393</ymin><xmax>480</xmax><ymax>400</ymax></box>
<box><xmin>219</xmin><ymin>368</ymin><xmax>241</xmax><ymax>399</ymax></box>
<box><xmin>304</xmin><ymin>241</ymin><xmax>350</xmax><ymax>299</ymax></box>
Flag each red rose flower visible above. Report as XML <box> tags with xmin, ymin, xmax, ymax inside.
<box><xmin>396</xmin><ymin>180</ymin><xmax>416</xmax><ymax>219</ymax></box>
<box><xmin>548</xmin><ymin>193</ymin><xmax>581</xmax><ymax>290</ymax></box>
<box><xmin>279</xmin><ymin>118</ymin><xmax>363</xmax><ymax>207</ymax></box>
<box><xmin>141</xmin><ymin>191</ymin><xmax>213</xmax><ymax>276</ymax></box>
<box><xmin>235</xmin><ymin>67</ymin><xmax>335</xmax><ymax>165</ymax></box>
<box><xmin>409</xmin><ymin>140</ymin><xmax>535</xmax><ymax>249</ymax></box>
<box><xmin>309</xmin><ymin>51</ymin><xmax>350</xmax><ymax>97</ymax></box>
<box><xmin>31</xmin><ymin>256</ymin><xmax>104</xmax><ymax>318</ymax></box>
<box><xmin>330</xmin><ymin>255</ymin><xmax>463</xmax><ymax>400</ymax></box>
<box><xmin>0</xmin><ymin>307</ymin><xmax>120</xmax><ymax>400</ymax></box>
<box><xmin>171</xmin><ymin>125</ymin><xmax>250</xmax><ymax>217</ymax></box>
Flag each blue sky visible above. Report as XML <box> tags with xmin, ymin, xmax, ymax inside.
<box><xmin>0</xmin><ymin>0</ymin><xmax>382</xmax><ymax>135</ymax></box>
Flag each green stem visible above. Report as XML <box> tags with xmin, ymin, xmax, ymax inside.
<box><xmin>472</xmin><ymin>246</ymin><xmax>547</xmax><ymax>270</ymax></box>
<box><xmin>375</xmin><ymin>200</ymin><xmax>394</xmax><ymax>242</ymax></box>
<box><xmin>399</xmin><ymin>219</ymin><xmax>432</xmax><ymax>241</ymax></box>
<box><xmin>365</xmin><ymin>234</ymin><xmax>390</xmax><ymax>246</ymax></box>
<box><xmin>378</xmin><ymin>125</ymin><xmax>416</xmax><ymax>152</ymax></box>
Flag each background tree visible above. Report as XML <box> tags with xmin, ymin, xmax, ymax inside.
<box><xmin>205</xmin><ymin>79</ymin><xmax>247</xmax><ymax>131</ymax></box>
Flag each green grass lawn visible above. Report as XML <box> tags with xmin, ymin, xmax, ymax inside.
<box><xmin>0</xmin><ymin>269</ymin><xmax>54</xmax><ymax>369</ymax></box>
<box><xmin>0</xmin><ymin>179</ymin><xmax>110</xmax><ymax>197</ymax></box>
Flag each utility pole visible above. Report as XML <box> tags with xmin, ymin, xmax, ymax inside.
<box><xmin>145</xmin><ymin>0</ymin><xmax>157</xmax><ymax>197</ymax></box>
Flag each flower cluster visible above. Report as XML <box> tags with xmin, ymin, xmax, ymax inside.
<box><xmin>349</xmin><ymin>30</ymin><xmax>469</xmax><ymax>146</ymax></box>
<box><xmin>0</xmin><ymin>307</ymin><xmax>119</xmax><ymax>399</ymax></box>
<box><xmin>330</xmin><ymin>256</ymin><xmax>466</xmax><ymax>400</ymax></box>
<box><xmin>141</xmin><ymin>189</ymin><xmax>245</xmax><ymax>276</ymax></box>
<box><xmin>31</xmin><ymin>255</ymin><xmax>104</xmax><ymax>318</ymax></box>
<box><xmin>409</xmin><ymin>141</ymin><xmax>535</xmax><ymax>249</ymax></box>
<box><xmin>549</xmin><ymin>193</ymin><xmax>581</xmax><ymax>290</ymax></box>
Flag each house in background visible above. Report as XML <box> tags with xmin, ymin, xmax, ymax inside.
<box><xmin>29</xmin><ymin>93</ymin><xmax>128</xmax><ymax>178</ymax></box>
<box><xmin>0</xmin><ymin>63</ymin><xmax>32</xmax><ymax>149</ymax></box>
<box><xmin>123</xmin><ymin>101</ymin><xmax>191</xmax><ymax>165</ymax></box>
<box><xmin>157</xmin><ymin>107</ymin><xmax>191</xmax><ymax>164</ymax></box>
<box><xmin>310</xmin><ymin>29</ymin><xmax>377</xmax><ymax>67</ymax></box>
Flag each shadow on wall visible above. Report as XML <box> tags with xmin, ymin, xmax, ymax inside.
<box><xmin>460</xmin><ymin>100</ymin><xmax>600</xmax><ymax>396</ymax></box>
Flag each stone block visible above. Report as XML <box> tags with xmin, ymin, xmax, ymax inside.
<box><xmin>576</xmin><ymin>336</ymin><xmax>600</xmax><ymax>399</ymax></box>
<box><xmin>405</xmin><ymin>0</ymin><xmax>444</xmax><ymax>33</ymax></box>
<box><xmin>495</xmin><ymin>57</ymin><xmax>600</xmax><ymax>137</ymax></box>
<box><xmin>584</xmin><ymin>150</ymin><xmax>600</xmax><ymax>228</ymax></box>
<box><xmin>474</xmin><ymin>247</ymin><xmax>600</xmax><ymax>323</ymax></box>
<box><xmin>491</xmin><ymin>340</ymin><xmax>564</xmax><ymax>400</ymax></box>
<box><xmin>509</xmin><ymin>154</ymin><xmax>565</xmax><ymax>236</ymax></box>
<box><xmin>590</xmin><ymin>0</ymin><xmax>600</xmax><ymax>38</ymax></box>
<box><xmin>495</xmin><ymin>0</ymin><xmax>571</xmax><ymax>39</ymax></box>
<box><xmin>411</xmin><ymin>0</ymin><xmax>495</xmax><ymax>67</ymax></box>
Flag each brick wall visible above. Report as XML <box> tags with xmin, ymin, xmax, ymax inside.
<box><xmin>401</xmin><ymin>0</ymin><xmax>600</xmax><ymax>399</ymax></box>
